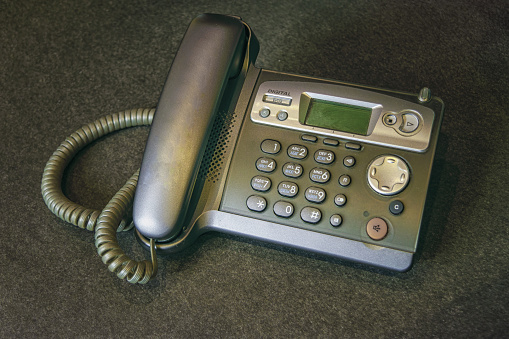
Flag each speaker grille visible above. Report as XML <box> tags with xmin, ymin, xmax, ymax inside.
<box><xmin>198</xmin><ymin>110</ymin><xmax>237</xmax><ymax>183</ymax></box>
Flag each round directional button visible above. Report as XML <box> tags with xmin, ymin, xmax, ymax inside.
<box><xmin>367</xmin><ymin>155</ymin><xmax>410</xmax><ymax>195</ymax></box>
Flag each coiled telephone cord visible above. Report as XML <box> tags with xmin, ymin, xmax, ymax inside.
<box><xmin>41</xmin><ymin>108</ymin><xmax>158</xmax><ymax>284</ymax></box>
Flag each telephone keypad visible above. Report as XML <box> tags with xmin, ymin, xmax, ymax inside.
<box><xmin>251</xmin><ymin>138</ymin><xmax>360</xmax><ymax>229</ymax></box>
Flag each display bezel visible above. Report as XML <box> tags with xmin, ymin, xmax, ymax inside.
<box><xmin>299</xmin><ymin>92</ymin><xmax>383</xmax><ymax>136</ymax></box>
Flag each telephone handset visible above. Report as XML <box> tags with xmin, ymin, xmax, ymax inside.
<box><xmin>133</xmin><ymin>14</ymin><xmax>254</xmax><ymax>241</ymax></box>
<box><xmin>42</xmin><ymin>14</ymin><xmax>444</xmax><ymax>283</ymax></box>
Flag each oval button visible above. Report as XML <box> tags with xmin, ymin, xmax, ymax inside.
<box><xmin>300</xmin><ymin>207</ymin><xmax>322</xmax><ymax>224</ymax></box>
<box><xmin>287</xmin><ymin>144</ymin><xmax>308</xmax><ymax>159</ymax></box>
<box><xmin>305</xmin><ymin>187</ymin><xmax>326</xmax><ymax>203</ymax></box>
<box><xmin>256</xmin><ymin>157</ymin><xmax>276</xmax><ymax>173</ymax></box>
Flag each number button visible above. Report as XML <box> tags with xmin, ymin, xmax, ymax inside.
<box><xmin>305</xmin><ymin>187</ymin><xmax>326</xmax><ymax>203</ymax></box>
<box><xmin>282</xmin><ymin>162</ymin><xmax>303</xmax><ymax>178</ymax></box>
<box><xmin>278</xmin><ymin>181</ymin><xmax>299</xmax><ymax>198</ymax></box>
<box><xmin>314</xmin><ymin>150</ymin><xmax>335</xmax><ymax>165</ymax></box>
<box><xmin>309</xmin><ymin>168</ymin><xmax>331</xmax><ymax>184</ymax></box>
<box><xmin>287</xmin><ymin>144</ymin><xmax>308</xmax><ymax>159</ymax></box>
<box><xmin>256</xmin><ymin>157</ymin><xmax>276</xmax><ymax>173</ymax></box>
<box><xmin>251</xmin><ymin>176</ymin><xmax>271</xmax><ymax>192</ymax></box>
<box><xmin>261</xmin><ymin>139</ymin><xmax>281</xmax><ymax>154</ymax></box>
<box><xmin>301</xmin><ymin>207</ymin><xmax>322</xmax><ymax>224</ymax></box>
<box><xmin>273</xmin><ymin>201</ymin><xmax>294</xmax><ymax>218</ymax></box>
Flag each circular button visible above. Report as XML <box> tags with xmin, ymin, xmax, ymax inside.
<box><xmin>367</xmin><ymin>155</ymin><xmax>410</xmax><ymax>195</ymax></box>
<box><xmin>389</xmin><ymin>200</ymin><xmax>404</xmax><ymax>215</ymax></box>
<box><xmin>334</xmin><ymin>194</ymin><xmax>347</xmax><ymax>207</ymax></box>
<box><xmin>343</xmin><ymin>156</ymin><xmax>355</xmax><ymax>167</ymax></box>
<box><xmin>259</xmin><ymin>108</ymin><xmax>270</xmax><ymax>118</ymax></box>
<box><xmin>384</xmin><ymin>113</ymin><xmax>398</xmax><ymax>126</ymax></box>
<box><xmin>277</xmin><ymin>110</ymin><xmax>288</xmax><ymax>121</ymax></box>
<box><xmin>338</xmin><ymin>174</ymin><xmax>351</xmax><ymax>187</ymax></box>
<box><xmin>330</xmin><ymin>214</ymin><xmax>343</xmax><ymax>227</ymax></box>
<box><xmin>366</xmin><ymin>217</ymin><xmax>388</xmax><ymax>240</ymax></box>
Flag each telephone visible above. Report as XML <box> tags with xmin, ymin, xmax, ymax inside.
<box><xmin>42</xmin><ymin>14</ymin><xmax>444</xmax><ymax>283</ymax></box>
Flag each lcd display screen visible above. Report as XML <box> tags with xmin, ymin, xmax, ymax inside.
<box><xmin>304</xmin><ymin>99</ymin><xmax>372</xmax><ymax>135</ymax></box>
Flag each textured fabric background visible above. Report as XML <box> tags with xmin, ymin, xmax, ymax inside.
<box><xmin>1</xmin><ymin>1</ymin><xmax>508</xmax><ymax>337</ymax></box>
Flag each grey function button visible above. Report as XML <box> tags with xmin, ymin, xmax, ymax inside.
<box><xmin>247</xmin><ymin>195</ymin><xmax>267</xmax><ymax>212</ymax></box>
<box><xmin>309</xmin><ymin>168</ymin><xmax>331</xmax><ymax>184</ymax></box>
<box><xmin>282</xmin><ymin>162</ymin><xmax>303</xmax><ymax>178</ymax></box>
<box><xmin>314</xmin><ymin>150</ymin><xmax>335</xmax><ymax>165</ymax></box>
<box><xmin>305</xmin><ymin>187</ymin><xmax>326</xmax><ymax>203</ymax></box>
<box><xmin>287</xmin><ymin>144</ymin><xmax>308</xmax><ymax>159</ymax></box>
<box><xmin>256</xmin><ymin>157</ymin><xmax>276</xmax><ymax>173</ymax></box>
<box><xmin>367</xmin><ymin>155</ymin><xmax>410</xmax><ymax>195</ymax></box>
<box><xmin>330</xmin><ymin>214</ymin><xmax>343</xmax><ymax>227</ymax></box>
<box><xmin>278</xmin><ymin>181</ymin><xmax>299</xmax><ymax>197</ymax></box>
<box><xmin>259</xmin><ymin>108</ymin><xmax>271</xmax><ymax>118</ymax></box>
<box><xmin>277</xmin><ymin>110</ymin><xmax>288</xmax><ymax>121</ymax></box>
<box><xmin>251</xmin><ymin>176</ymin><xmax>271</xmax><ymax>192</ymax></box>
<box><xmin>334</xmin><ymin>194</ymin><xmax>347</xmax><ymax>207</ymax></box>
<box><xmin>343</xmin><ymin>156</ymin><xmax>355</xmax><ymax>168</ymax></box>
<box><xmin>400</xmin><ymin>113</ymin><xmax>420</xmax><ymax>133</ymax></box>
<box><xmin>338</xmin><ymin>174</ymin><xmax>351</xmax><ymax>187</ymax></box>
<box><xmin>273</xmin><ymin>201</ymin><xmax>294</xmax><ymax>218</ymax></box>
<box><xmin>301</xmin><ymin>207</ymin><xmax>322</xmax><ymax>224</ymax></box>
<box><xmin>263</xmin><ymin>94</ymin><xmax>292</xmax><ymax>106</ymax></box>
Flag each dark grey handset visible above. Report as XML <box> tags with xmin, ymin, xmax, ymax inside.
<box><xmin>133</xmin><ymin>14</ymin><xmax>249</xmax><ymax>241</ymax></box>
